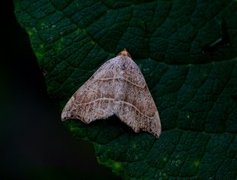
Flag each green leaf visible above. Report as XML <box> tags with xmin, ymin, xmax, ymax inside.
<box><xmin>14</xmin><ymin>0</ymin><xmax>237</xmax><ymax>179</ymax></box>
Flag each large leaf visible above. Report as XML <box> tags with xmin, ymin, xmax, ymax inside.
<box><xmin>14</xmin><ymin>0</ymin><xmax>237</xmax><ymax>179</ymax></box>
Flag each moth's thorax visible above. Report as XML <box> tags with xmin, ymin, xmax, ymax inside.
<box><xmin>118</xmin><ymin>49</ymin><xmax>131</xmax><ymax>57</ymax></box>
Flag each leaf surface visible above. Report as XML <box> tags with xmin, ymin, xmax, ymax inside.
<box><xmin>14</xmin><ymin>0</ymin><xmax>237</xmax><ymax>179</ymax></box>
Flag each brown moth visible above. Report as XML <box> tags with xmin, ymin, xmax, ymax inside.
<box><xmin>61</xmin><ymin>49</ymin><xmax>161</xmax><ymax>138</ymax></box>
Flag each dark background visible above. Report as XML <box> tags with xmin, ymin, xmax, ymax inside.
<box><xmin>1</xmin><ymin>1</ymin><xmax>120</xmax><ymax>179</ymax></box>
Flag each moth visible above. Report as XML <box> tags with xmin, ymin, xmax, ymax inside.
<box><xmin>61</xmin><ymin>49</ymin><xmax>161</xmax><ymax>138</ymax></box>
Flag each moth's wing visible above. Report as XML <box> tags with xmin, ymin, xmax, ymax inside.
<box><xmin>61</xmin><ymin>57</ymin><xmax>118</xmax><ymax>123</ymax></box>
<box><xmin>114</xmin><ymin>57</ymin><xmax>161</xmax><ymax>138</ymax></box>
<box><xmin>61</xmin><ymin>55</ymin><xmax>161</xmax><ymax>138</ymax></box>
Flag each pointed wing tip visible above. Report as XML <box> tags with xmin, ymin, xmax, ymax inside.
<box><xmin>147</xmin><ymin>111</ymin><xmax>161</xmax><ymax>138</ymax></box>
<box><xmin>153</xmin><ymin>112</ymin><xmax>162</xmax><ymax>138</ymax></box>
<box><xmin>153</xmin><ymin>129</ymin><xmax>162</xmax><ymax>139</ymax></box>
<box><xmin>119</xmin><ymin>113</ymin><xmax>161</xmax><ymax>138</ymax></box>
<box><xmin>61</xmin><ymin>111</ymin><xmax>69</xmax><ymax>121</ymax></box>
<box><xmin>61</xmin><ymin>117</ymin><xmax>67</xmax><ymax>122</ymax></box>
<box><xmin>146</xmin><ymin>124</ymin><xmax>161</xmax><ymax>139</ymax></box>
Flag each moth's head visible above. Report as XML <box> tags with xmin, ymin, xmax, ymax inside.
<box><xmin>118</xmin><ymin>48</ymin><xmax>131</xmax><ymax>58</ymax></box>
